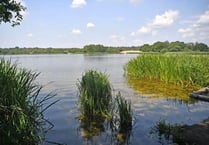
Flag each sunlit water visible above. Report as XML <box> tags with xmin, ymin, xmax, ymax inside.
<box><xmin>2</xmin><ymin>54</ymin><xmax>209</xmax><ymax>145</ymax></box>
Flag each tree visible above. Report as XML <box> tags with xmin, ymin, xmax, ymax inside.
<box><xmin>0</xmin><ymin>0</ymin><xmax>26</xmax><ymax>26</ymax></box>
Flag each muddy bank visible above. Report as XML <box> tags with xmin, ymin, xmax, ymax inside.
<box><xmin>181</xmin><ymin>118</ymin><xmax>209</xmax><ymax>145</ymax></box>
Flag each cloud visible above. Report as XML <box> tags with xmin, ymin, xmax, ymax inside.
<box><xmin>138</xmin><ymin>26</ymin><xmax>151</xmax><ymax>34</ymax></box>
<box><xmin>110</xmin><ymin>34</ymin><xmax>126</xmax><ymax>42</ymax></box>
<box><xmin>132</xmin><ymin>39</ymin><xmax>142</xmax><ymax>45</ymax></box>
<box><xmin>27</xmin><ymin>33</ymin><xmax>33</xmax><ymax>37</ymax></box>
<box><xmin>72</xmin><ymin>29</ymin><xmax>82</xmax><ymax>35</ymax></box>
<box><xmin>131</xmin><ymin>10</ymin><xmax>179</xmax><ymax>36</ymax></box>
<box><xmin>178</xmin><ymin>28</ymin><xmax>194</xmax><ymax>38</ymax></box>
<box><xmin>178</xmin><ymin>8</ymin><xmax>209</xmax><ymax>41</ymax></box>
<box><xmin>70</xmin><ymin>0</ymin><xmax>86</xmax><ymax>8</ymax></box>
<box><xmin>86</xmin><ymin>22</ymin><xmax>95</xmax><ymax>28</ymax></box>
<box><xmin>151</xmin><ymin>10</ymin><xmax>179</xmax><ymax>27</ymax></box>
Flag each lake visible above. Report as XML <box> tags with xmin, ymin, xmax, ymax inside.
<box><xmin>3</xmin><ymin>54</ymin><xmax>209</xmax><ymax>145</ymax></box>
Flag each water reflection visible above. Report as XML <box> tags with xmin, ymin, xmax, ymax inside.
<box><xmin>77</xmin><ymin>116</ymin><xmax>133</xmax><ymax>145</ymax></box>
<box><xmin>127</xmin><ymin>78</ymin><xmax>200</xmax><ymax>104</ymax></box>
<box><xmin>149</xmin><ymin>120</ymin><xmax>184</xmax><ymax>145</ymax></box>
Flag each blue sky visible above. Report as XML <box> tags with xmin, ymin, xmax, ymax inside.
<box><xmin>1</xmin><ymin>0</ymin><xmax>209</xmax><ymax>48</ymax></box>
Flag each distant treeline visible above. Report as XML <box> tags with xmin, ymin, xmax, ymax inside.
<box><xmin>0</xmin><ymin>41</ymin><xmax>208</xmax><ymax>55</ymax></box>
<box><xmin>139</xmin><ymin>41</ymin><xmax>209</xmax><ymax>52</ymax></box>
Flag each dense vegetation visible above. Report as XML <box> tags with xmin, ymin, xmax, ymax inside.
<box><xmin>1</xmin><ymin>41</ymin><xmax>208</xmax><ymax>55</ymax></box>
<box><xmin>77</xmin><ymin>70</ymin><xmax>112</xmax><ymax>119</ymax></box>
<box><xmin>77</xmin><ymin>70</ymin><xmax>133</xmax><ymax>143</ymax></box>
<box><xmin>0</xmin><ymin>59</ymin><xmax>56</xmax><ymax>145</ymax></box>
<box><xmin>125</xmin><ymin>54</ymin><xmax>209</xmax><ymax>87</ymax></box>
<box><xmin>139</xmin><ymin>41</ymin><xmax>209</xmax><ymax>52</ymax></box>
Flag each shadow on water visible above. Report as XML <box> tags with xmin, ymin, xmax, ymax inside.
<box><xmin>126</xmin><ymin>77</ymin><xmax>201</xmax><ymax>104</ymax></box>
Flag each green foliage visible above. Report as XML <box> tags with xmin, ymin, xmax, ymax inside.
<box><xmin>0</xmin><ymin>58</ymin><xmax>56</xmax><ymax>145</ymax></box>
<box><xmin>0</xmin><ymin>0</ymin><xmax>26</xmax><ymax>26</ymax></box>
<box><xmin>77</xmin><ymin>70</ymin><xmax>112</xmax><ymax>119</ymax></box>
<box><xmin>77</xmin><ymin>70</ymin><xmax>133</xmax><ymax>144</ymax></box>
<box><xmin>115</xmin><ymin>93</ymin><xmax>132</xmax><ymax>133</ymax></box>
<box><xmin>125</xmin><ymin>54</ymin><xmax>209</xmax><ymax>86</ymax></box>
<box><xmin>0</xmin><ymin>41</ymin><xmax>208</xmax><ymax>54</ymax></box>
<box><xmin>139</xmin><ymin>41</ymin><xmax>209</xmax><ymax>52</ymax></box>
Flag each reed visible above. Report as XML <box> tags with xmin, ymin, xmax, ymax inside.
<box><xmin>125</xmin><ymin>54</ymin><xmax>209</xmax><ymax>86</ymax></box>
<box><xmin>0</xmin><ymin>58</ymin><xmax>56</xmax><ymax>145</ymax></box>
<box><xmin>77</xmin><ymin>70</ymin><xmax>112</xmax><ymax>120</ymax></box>
<box><xmin>116</xmin><ymin>93</ymin><xmax>133</xmax><ymax>133</ymax></box>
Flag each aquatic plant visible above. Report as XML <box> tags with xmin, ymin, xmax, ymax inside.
<box><xmin>125</xmin><ymin>54</ymin><xmax>209</xmax><ymax>86</ymax></box>
<box><xmin>150</xmin><ymin>120</ymin><xmax>184</xmax><ymax>145</ymax></box>
<box><xmin>110</xmin><ymin>92</ymin><xmax>133</xmax><ymax>145</ymax></box>
<box><xmin>116</xmin><ymin>92</ymin><xmax>133</xmax><ymax>132</ymax></box>
<box><xmin>77</xmin><ymin>70</ymin><xmax>112</xmax><ymax>120</ymax></box>
<box><xmin>0</xmin><ymin>58</ymin><xmax>57</xmax><ymax>145</ymax></box>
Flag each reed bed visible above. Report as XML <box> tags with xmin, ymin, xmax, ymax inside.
<box><xmin>125</xmin><ymin>54</ymin><xmax>209</xmax><ymax>86</ymax></box>
<box><xmin>77</xmin><ymin>70</ymin><xmax>112</xmax><ymax>120</ymax></box>
<box><xmin>0</xmin><ymin>58</ymin><xmax>56</xmax><ymax>145</ymax></box>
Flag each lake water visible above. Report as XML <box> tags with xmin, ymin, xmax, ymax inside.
<box><xmin>3</xmin><ymin>54</ymin><xmax>209</xmax><ymax>145</ymax></box>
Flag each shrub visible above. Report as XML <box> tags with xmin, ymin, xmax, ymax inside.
<box><xmin>0</xmin><ymin>58</ymin><xmax>56</xmax><ymax>145</ymax></box>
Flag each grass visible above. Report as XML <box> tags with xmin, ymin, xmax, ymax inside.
<box><xmin>109</xmin><ymin>92</ymin><xmax>133</xmax><ymax>145</ymax></box>
<box><xmin>125</xmin><ymin>54</ymin><xmax>209</xmax><ymax>87</ymax></box>
<box><xmin>0</xmin><ymin>58</ymin><xmax>57</xmax><ymax>145</ymax></box>
<box><xmin>77</xmin><ymin>70</ymin><xmax>133</xmax><ymax>143</ymax></box>
<box><xmin>77</xmin><ymin>70</ymin><xmax>112</xmax><ymax>120</ymax></box>
<box><xmin>116</xmin><ymin>92</ymin><xmax>133</xmax><ymax>133</ymax></box>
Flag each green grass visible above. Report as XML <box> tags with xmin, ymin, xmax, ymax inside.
<box><xmin>125</xmin><ymin>54</ymin><xmax>209</xmax><ymax>86</ymax></box>
<box><xmin>0</xmin><ymin>58</ymin><xmax>57</xmax><ymax>145</ymax></box>
<box><xmin>116</xmin><ymin>93</ymin><xmax>133</xmax><ymax>133</ymax></box>
<box><xmin>77</xmin><ymin>70</ymin><xmax>133</xmax><ymax>142</ymax></box>
<box><xmin>77</xmin><ymin>70</ymin><xmax>112</xmax><ymax>120</ymax></box>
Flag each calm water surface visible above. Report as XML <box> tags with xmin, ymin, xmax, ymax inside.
<box><xmin>3</xmin><ymin>54</ymin><xmax>209</xmax><ymax>145</ymax></box>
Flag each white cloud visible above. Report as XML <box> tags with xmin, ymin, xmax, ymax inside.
<box><xmin>151</xmin><ymin>10</ymin><xmax>179</xmax><ymax>27</ymax></box>
<box><xmin>178</xmin><ymin>7</ymin><xmax>209</xmax><ymax>41</ymax></box>
<box><xmin>86</xmin><ymin>22</ymin><xmax>95</xmax><ymax>28</ymax></box>
<box><xmin>131</xmin><ymin>10</ymin><xmax>179</xmax><ymax>36</ymax></box>
<box><xmin>110</xmin><ymin>35</ymin><xmax>126</xmax><ymax>42</ymax></box>
<box><xmin>138</xmin><ymin>26</ymin><xmax>151</xmax><ymax>34</ymax></box>
<box><xmin>27</xmin><ymin>33</ymin><xmax>33</xmax><ymax>37</ymax></box>
<box><xmin>178</xmin><ymin>28</ymin><xmax>194</xmax><ymax>38</ymax></box>
<box><xmin>197</xmin><ymin>10</ymin><xmax>209</xmax><ymax>24</ymax></box>
<box><xmin>70</xmin><ymin>0</ymin><xmax>86</xmax><ymax>8</ymax></box>
<box><xmin>132</xmin><ymin>39</ymin><xmax>142</xmax><ymax>45</ymax></box>
<box><xmin>72</xmin><ymin>29</ymin><xmax>82</xmax><ymax>35</ymax></box>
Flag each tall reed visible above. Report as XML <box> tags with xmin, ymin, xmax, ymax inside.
<box><xmin>116</xmin><ymin>93</ymin><xmax>133</xmax><ymax>132</ymax></box>
<box><xmin>77</xmin><ymin>70</ymin><xmax>112</xmax><ymax>120</ymax></box>
<box><xmin>0</xmin><ymin>58</ymin><xmax>56</xmax><ymax>145</ymax></box>
<box><xmin>125</xmin><ymin>54</ymin><xmax>209</xmax><ymax>86</ymax></box>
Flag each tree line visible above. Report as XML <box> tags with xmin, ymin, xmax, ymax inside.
<box><xmin>0</xmin><ymin>41</ymin><xmax>208</xmax><ymax>55</ymax></box>
<box><xmin>139</xmin><ymin>41</ymin><xmax>209</xmax><ymax>52</ymax></box>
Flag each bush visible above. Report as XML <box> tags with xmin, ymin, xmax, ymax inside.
<box><xmin>0</xmin><ymin>58</ymin><xmax>56</xmax><ymax>145</ymax></box>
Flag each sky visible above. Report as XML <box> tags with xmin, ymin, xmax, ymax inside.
<box><xmin>1</xmin><ymin>0</ymin><xmax>209</xmax><ymax>48</ymax></box>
